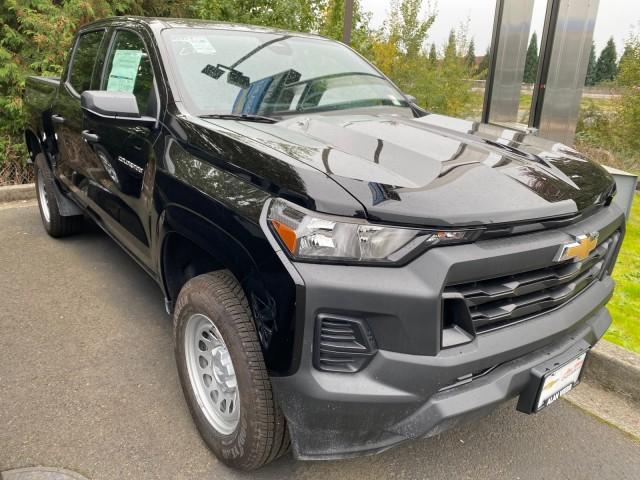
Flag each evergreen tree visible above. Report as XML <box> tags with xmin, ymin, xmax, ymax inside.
<box><xmin>444</xmin><ymin>29</ymin><xmax>457</xmax><ymax>61</ymax></box>
<box><xmin>428</xmin><ymin>43</ymin><xmax>437</xmax><ymax>66</ymax></box>
<box><xmin>477</xmin><ymin>45</ymin><xmax>491</xmax><ymax>79</ymax></box>
<box><xmin>585</xmin><ymin>42</ymin><xmax>597</xmax><ymax>86</ymax></box>
<box><xmin>523</xmin><ymin>32</ymin><xmax>539</xmax><ymax>84</ymax></box>
<box><xmin>465</xmin><ymin>38</ymin><xmax>476</xmax><ymax>71</ymax></box>
<box><xmin>617</xmin><ymin>36</ymin><xmax>640</xmax><ymax>87</ymax></box>
<box><xmin>595</xmin><ymin>37</ymin><xmax>618</xmax><ymax>83</ymax></box>
<box><xmin>619</xmin><ymin>44</ymin><xmax>633</xmax><ymax>72</ymax></box>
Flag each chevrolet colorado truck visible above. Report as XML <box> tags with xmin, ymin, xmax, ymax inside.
<box><xmin>23</xmin><ymin>17</ymin><xmax>625</xmax><ymax>470</ymax></box>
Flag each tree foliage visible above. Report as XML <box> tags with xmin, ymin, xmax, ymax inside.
<box><xmin>595</xmin><ymin>37</ymin><xmax>618</xmax><ymax>83</ymax></box>
<box><xmin>368</xmin><ymin>2</ymin><xmax>476</xmax><ymax>117</ymax></box>
<box><xmin>428</xmin><ymin>42</ymin><xmax>437</xmax><ymax>66</ymax></box>
<box><xmin>0</xmin><ymin>0</ymin><xmax>118</xmax><ymax>178</ymax></box>
<box><xmin>614</xmin><ymin>34</ymin><xmax>640</xmax><ymax>160</ymax></box>
<box><xmin>465</xmin><ymin>38</ymin><xmax>475</xmax><ymax>71</ymax></box>
<box><xmin>190</xmin><ymin>0</ymin><xmax>324</xmax><ymax>32</ymax></box>
<box><xmin>577</xmin><ymin>34</ymin><xmax>640</xmax><ymax>173</ymax></box>
<box><xmin>585</xmin><ymin>42</ymin><xmax>597</xmax><ymax>86</ymax></box>
<box><xmin>523</xmin><ymin>32</ymin><xmax>538</xmax><ymax>84</ymax></box>
<box><xmin>476</xmin><ymin>45</ymin><xmax>491</xmax><ymax>80</ymax></box>
<box><xmin>318</xmin><ymin>0</ymin><xmax>373</xmax><ymax>53</ymax></box>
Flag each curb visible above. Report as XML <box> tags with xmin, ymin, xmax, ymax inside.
<box><xmin>0</xmin><ymin>183</ymin><xmax>36</xmax><ymax>203</ymax></box>
<box><xmin>584</xmin><ymin>340</ymin><xmax>640</xmax><ymax>404</ymax></box>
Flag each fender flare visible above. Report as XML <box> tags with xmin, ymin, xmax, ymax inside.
<box><xmin>157</xmin><ymin>203</ymin><xmax>263</xmax><ymax>298</ymax></box>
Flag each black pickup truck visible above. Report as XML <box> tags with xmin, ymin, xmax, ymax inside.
<box><xmin>24</xmin><ymin>16</ymin><xmax>625</xmax><ymax>470</ymax></box>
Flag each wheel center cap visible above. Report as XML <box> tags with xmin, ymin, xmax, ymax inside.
<box><xmin>211</xmin><ymin>346</ymin><xmax>235</xmax><ymax>392</ymax></box>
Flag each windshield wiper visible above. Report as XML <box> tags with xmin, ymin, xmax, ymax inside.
<box><xmin>199</xmin><ymin>113</ymin><xmax>279</xmax><ymax>123</ymax></box>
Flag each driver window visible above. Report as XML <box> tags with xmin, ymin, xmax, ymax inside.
<box><xmin>103</xmin><ymin>30</ymin><xmax>155</xmax><ymax>115</ymax></box>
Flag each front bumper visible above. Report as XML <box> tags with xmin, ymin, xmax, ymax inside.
<box><xmin>268</xmin><ymin>204</ymin><xmax>624</xmax><ymax>460</ymax></box>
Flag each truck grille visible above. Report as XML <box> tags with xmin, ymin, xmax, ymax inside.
<box><xmin>444</xmin><ymin>232</ymin><xmax>620</xmax><ymax>334</ymax></box>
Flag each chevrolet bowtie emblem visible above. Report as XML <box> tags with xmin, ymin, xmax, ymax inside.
<box><xmin>555</xmin><ymin>233</ymin><xmax>599</xmax><ymax>262</ymax></box>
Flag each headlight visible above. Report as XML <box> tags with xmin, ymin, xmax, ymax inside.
<box><xmin>267</xmin><ymin>198</ymin><xmax>479</xmax><ymax>264</ymax></box>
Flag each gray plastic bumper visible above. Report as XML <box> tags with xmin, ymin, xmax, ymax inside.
<box><xmin>270</xmin><ymin>204</ymin><xmax>623</xmax><ymax>460</ymax></box>
<box><xmin>272</xmin><ymin>280</ymin><xmax>612</xmax><ymax>459</ymax></box>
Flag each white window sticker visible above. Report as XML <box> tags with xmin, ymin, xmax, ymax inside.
<box><xmin>172</xmin><ymin>36</ymin><xmax>216</xmax><ymax>55</ymax></box>
<box><xmin>107</xmin><ymin>49</ymin><xmax>142</xmax><ymax>93</ymax></box>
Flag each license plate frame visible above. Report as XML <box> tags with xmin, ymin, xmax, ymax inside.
<box><xmin>534</xmin><ymin>352</ymin><xmax>587</xmax><ymax>412</ymax></box>
<box><xmin>516</xmin><ymin>341</ymin><xmax>590</xmax><ymax>414</ymax></box>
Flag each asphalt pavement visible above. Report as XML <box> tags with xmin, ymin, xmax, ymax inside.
<box><xmin>1</xmin><ymin>202</ymin><xmax>639</xmax><ymax>480</ymax></box>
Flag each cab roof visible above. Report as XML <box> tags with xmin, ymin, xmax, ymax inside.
<box><xmin>83</xmin><ymin>16</ymin><xmax>325</xmax><ymax>40</ymax></box>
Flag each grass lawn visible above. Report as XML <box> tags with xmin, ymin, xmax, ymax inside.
<box><xmin>605</xmin><ymin>194</ymin><xmax>640</xmax><ymax>353</ymax></box>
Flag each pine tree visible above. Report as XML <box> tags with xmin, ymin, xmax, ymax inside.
<box><xmin>428</xmin><ymin>43</ymin><xmax>437</xmax><ymax>66</ymax></box>
<box><xmin>619</xmin><ymin>45</ymin><xmax>633</xmax><ymax>72</ymax></box>
<box><xmin>595</xmin><ymin>37</ymin><xmax>618</xmax><ymax>83</ymax></box>
<box><xmin>523</xmin><ymin>32</ymin><xmax>539</xmax><ymax>84</ymax></box>
<box><xmin>444</xmin><ymin>29</ymin><xmax>457</xmax><ymax>61</ymax></box>
<box><xmin>465</xmin><ymin>38</ymin><xmax>476</xmax><ymax>71</ymax></box>
<box><xmin>477</xmin><ymin>45</ymin><xmax>491</xmax><ymax>79</ymax></box>
<box><xmin>585</xmin><ymin>42</ymin><xmax>597</xmax><ymax>86</ymax></box>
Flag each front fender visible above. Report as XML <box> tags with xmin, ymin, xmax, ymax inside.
<box><xmin>155</xmin><ymin>169</ymin><xmax>298</xmax><ymax>374</ymax></box>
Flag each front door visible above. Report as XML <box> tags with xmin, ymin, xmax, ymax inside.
<box><xmin>82</xmin><ymin>28</ymin><xmax>161</xmax><ymax>268</ymax></box>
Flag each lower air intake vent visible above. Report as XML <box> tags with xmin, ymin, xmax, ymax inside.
<box><xmin>314</xmin><ymin>314</ymin><xmax>377</xmax><ymax>373</ymax></box>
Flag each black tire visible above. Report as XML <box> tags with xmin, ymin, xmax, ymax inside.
<box><xmin>173</xmin><ymin>271</ymin><xmax>290</xmax><ymax>470</ymax></box>
<box><xmin>34</xmin><ymin>153</ymin><xmax>83</xmax><ymax>238</ymax></box>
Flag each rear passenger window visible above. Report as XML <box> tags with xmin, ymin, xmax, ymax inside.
<box><xmin>103</xmin><ymin>30</ymin><xmax>155</xmax><ymax>115</ymax></box>
<box><xmin>68</xmin><ymin>30</ymin><xmax>105</xmax><ymax>94</ymax></box>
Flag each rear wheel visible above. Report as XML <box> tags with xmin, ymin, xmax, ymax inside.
<box><xmin>34</xmin><ymin>154</ymin><xmax>83</xmax><ymax>238</ymax></box>
<box><xmin>173</xmin><ymin>271</ymin><xmax>289</xmax><ymax>470</ymax></box>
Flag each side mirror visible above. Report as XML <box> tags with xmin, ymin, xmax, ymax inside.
<box><xmin>403</xmin><ymin>93</ymin><xmax>429</xmax><ymax>117</ymax></box>
<box><xmin>81</xmin><ymin>91</ymin><xmax>155</xmax><ymax>126</ymax></box>
<box><xmin>404</xmin><ymin>94</ymin><xmax>418</xmax><ymax>104</ymax></box>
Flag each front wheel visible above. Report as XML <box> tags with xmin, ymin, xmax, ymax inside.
<box><xmin>173</xmin><ymin>271</ymin><xmax>289</xmax><ymax>470</ymax></box>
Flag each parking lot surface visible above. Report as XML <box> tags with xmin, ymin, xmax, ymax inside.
<box><xmin>1</xmin><ymin>203</ymin><xmax>639</xmax><ymax>480</ymax></box>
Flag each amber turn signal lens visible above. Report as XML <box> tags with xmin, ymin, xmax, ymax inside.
<box><xmin>271</xmin><ymin>219</ymin><xmax>297</xmax><ymax>253</ymax></box>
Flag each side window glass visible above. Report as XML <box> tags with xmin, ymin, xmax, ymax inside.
<box><xmin>103</xmin><ymin>30</ymin><xmax>154</xmax><ymax>115</ymax></box>
<box><xmin>68</xmin><ymin>30</ymin><xmax>105</xmax><ymax>94</ymax></box>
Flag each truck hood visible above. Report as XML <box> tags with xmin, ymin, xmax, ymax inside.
<box><xmin>203</xmin><ymin>112</ymin><xmax>615</xmax><ymax>227</ymax></box>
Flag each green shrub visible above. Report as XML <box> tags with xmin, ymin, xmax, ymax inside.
<box><xmin>0</xmin><ymin>0</ymin><xmax>116</xmax><ymax>182</ymax></box>
<box><xmin>576</xmin><ymin>34</ymin><xmax>640</xmax><ymax>174</ymax></box>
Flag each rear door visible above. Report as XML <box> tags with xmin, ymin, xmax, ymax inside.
<box><xmin>52</xmin><ymin>27</ymin><xmax>108</xmax><ymax>185</ymax></box>
<box><xmin>81</xmin><ymin>27</ymin><xmax>161</xmax><ymax>268</ymax></box>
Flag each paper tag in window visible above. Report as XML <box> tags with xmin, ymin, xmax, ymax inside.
<box><xmin>173</xmin><ymin>36</ymin><xmax>216</xmax><ymax>55</ymax></box>
<box><xmin>107</xmin><ymin>50</ymin><xmax>142</xmax><ymax>93</ymax></box>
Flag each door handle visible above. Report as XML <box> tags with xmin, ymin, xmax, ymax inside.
<box><xmin>81</xmin><ymin>130</ymin><xmax>100</xmax><ymax>143</ymax></box>
<box><xmin>51</xmin><ymin>114</ymin><xmax>65</xmax><ymax>124</ymax></box>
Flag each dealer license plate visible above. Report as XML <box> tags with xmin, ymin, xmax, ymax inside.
<box><xmin>535</xmin><ymin>352</ymin><xmax>587</xmax><ymax>411</ymax></box>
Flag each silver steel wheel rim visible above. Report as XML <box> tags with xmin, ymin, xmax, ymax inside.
<box><xmin>37</xmin><ymin>170</ymin><xmax>50</xmax><ymax>223</ymax></box>
<box><xmin>185</xmin><ymin>313</ymin><xmax>240</xmax><ymax>435</ymax></box>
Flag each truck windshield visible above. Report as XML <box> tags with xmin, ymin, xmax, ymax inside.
<box><xmin>163</xmin><ymin>28</ymin><xmax>410</xmax><ymax>118</ymax></box>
